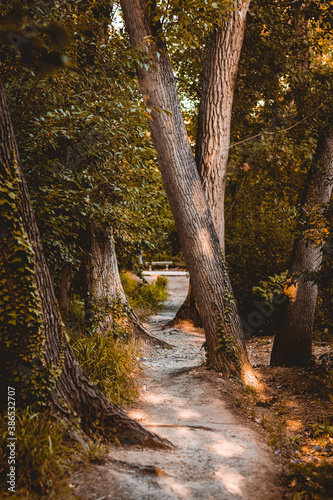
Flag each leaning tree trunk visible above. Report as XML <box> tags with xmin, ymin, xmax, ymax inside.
<box><xmin>172</xmin><ymin>0</ymin><xmax>250</xmax><ymax>325</ymax></box>
<box><xmin>83</xmin><ymin>226</ymin><xmax>168</xmax><ymax>345</ymax></box>
<box><xmin>271</xmin><ymin>132</ymin><xmax>333</xmax><ymax>367</ymax></box>
<box><xmin>120</xmin><ymin>0</ymin><xmax>252</xmax><ymax>377</ymax></box>
<box><xmin>0</xmin><ymin>83</ymin><xmax>170</xmax><ymax>448</ymax></box>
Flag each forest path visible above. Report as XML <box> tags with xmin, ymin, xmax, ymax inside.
<box><xmin>74</xmin><ymin>276</ymin><xmax>283</xmax><ymax>500</ymax></box>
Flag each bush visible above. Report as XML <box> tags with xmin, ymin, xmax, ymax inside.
<box><xmin>121</xmin><ymin>272</ymin><xmax>169</xmax><ymax>319</ymax></box>
<box><xmin>0</xmin><ymin>408</ymin><xmax>107</xmax><ymax>499</ymax></box>
<box><xmin>71</xmin><ymin>332</ymin><xmax>141</xmax><ymax>404</ymax></box>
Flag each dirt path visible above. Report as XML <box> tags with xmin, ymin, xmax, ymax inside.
<box><xmin>74</xmin><ymin>276</ymin><xmax>284</xmax><ymax>500</ymax></box>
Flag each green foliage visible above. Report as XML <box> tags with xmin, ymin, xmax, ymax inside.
<box><xmin>0</xmin><ymin>408</ymin><xmax>107</xmax><ymax>499</ymax></box>
<box><xmin>71</xmin><ymin>331</ymin><xmax>141</xmax><ymax>404</ymax></box>
<box><xmin>252</xmin><ymin>271</ymin><xmax>288</xmax><ymax>302</ymax></box>
<box><xmin>1</xmin><ymin>0</ymin><xmax>175</xmax><ymax>303</ymax></box>
<box><xmin>121</xmin><ymin>272</ymin><xmax>169</xmax><ymax>319</ymax></box>
<box><xmin>0</xmin><ymin>161</ymin><xmax>58</xmax><ymax>409</ymax></box>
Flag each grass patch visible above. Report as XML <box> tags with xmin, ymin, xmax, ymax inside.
<box><xmin>121</xmin><ymin>272</ymin><xmax>169</xmax><ymax>319</ymax></box>
<box><xmin>71</xmin><ymin>331</ymin><xmax>141</xmax><ymax>405</ymax></box>
<box><xmin>0</xmin><ymin>408</ymin><xmax>108</xmax><ymax>499</ymax></box>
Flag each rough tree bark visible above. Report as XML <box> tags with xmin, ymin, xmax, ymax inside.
<box><xmin>84</xmin><ymin>225</ymin><xmax>168</xmax><ymax>345</ymax></box>
<box><xmin>172</xmin><ymin>0</ymin><xmax>250</xmax><ymax>325</ymax></box>
<box><xmin>59</xmin><ymin>263</ymin><xmax>72</xmax><ymax>314</ymax></box>
<box><xmin>120</xmin><ymin>0</ymin><xmax>252</xmax><ymax>377</ymax></box>
<box><xmin>271</xmin><ymin>132</ymin><xmax>333</xmax><ymax>367</ymax></box>
<box><xmin>0</xmin><ymin>84</ymin><xmax>170</xmax><ymax>448</ymax></box>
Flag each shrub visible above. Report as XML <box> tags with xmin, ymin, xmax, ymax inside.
<box><xmin>121</xmin><ymin>272</ymin><xmax>169</xmax><ymax>319</ymax></box>
<box><xmin>71</xmin><ymin>331</ymin><xmax>141</xmax><ymax>405</ymax></box>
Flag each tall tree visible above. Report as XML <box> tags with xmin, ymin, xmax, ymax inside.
<box><xmin>0</xmin><ymin>83</ymin><xmax>170</xmax><ymax>447</ymax></box>
<box><xmin>173</xmin><ymin>0</ymin><xmax>250</xmax><ymax>324</ymax></box>
<box><xmin>271</xmin><ymin>131</ymin><xmax>333</xmax><ymax>366</ymax></box>
<box><xmin>119</xmin><ymin>0</ymin><xmax>253</xmax><ymax>377</ymax></box>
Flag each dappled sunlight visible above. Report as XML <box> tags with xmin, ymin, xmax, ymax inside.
<box><xmin>197</xmin><ymin>227</ymin><xmax>214</xmax><ymax>258</ymax></box>
<box><xmin>285</xmin><ymin>419</ymin><xmax>303</xmax><ymax>431</ymax></box>
<box><xmin>207</xmin><ymin>438</ymin><xmax>245</xmax><ymax>458</ymax></box>
<box><xmin>242</xmin><ymin>364</ymin><xmax>264</xmax><ymax>392</ymax></box>
<box><xmin>127</xmin><ymin>409</ymin><xmax>149</xmax><ymax>421</ymax></box>
<box><xmin>162</xmin><ymin>477</ymin><xmax>191</xmax><ymax>498</ymax></box>
<box><xmin>284</xmin><ymin>278</ymin><xmax>298</xmax><ymax>303</ymax></box>
<box><xmin>214</xmin><ymin>468</ymin><xmax>245</xmax><ymax>497</ymax></box>
<box><xmin>177</xmin><ymin>408</ymin><xmax>202</xmax><ymax>419</ymax></box>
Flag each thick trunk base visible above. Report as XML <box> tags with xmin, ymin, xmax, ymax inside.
<box><xmin>271</xmin><ymin>279</ymin><xmax>316</xmax><ymax>367</ymax></box>
<box><xmin>167</xmin><ymin>281</ymin><xmax>202</xmax><ymax>328</ymax></box>
<box><xmin>52</xmin><ymin>345</ymin><xmax>173</xmax><ymax>448</ymax></box>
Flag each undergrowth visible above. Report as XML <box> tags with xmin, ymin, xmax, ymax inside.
<box><xmin>0</xmin><ymin>408</ymin><xmax>108</xmax><ymax>499</ymax></box>
<box><xmin>121</xmin><ymin>272</ymin><xmax>169</xmax><ymax>319</ymax></box>
<box><xmin>70</xmin><ymin>331</ymin><xmax>141</xmax><ymax>405</ymax></box>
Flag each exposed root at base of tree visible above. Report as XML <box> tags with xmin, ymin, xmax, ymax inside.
<box><xmin>129</xmin><ymin>308</ymin><xmax>172</xmax><ymax>349</ymax></box>
<box><xmin>50</xmin><ymin>345</ymin><xmax>173</xmax><ymax>451</ymax></box>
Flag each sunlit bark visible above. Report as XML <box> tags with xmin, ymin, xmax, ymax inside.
<box><xmin>120</xmin><ymin>0</ymin><xmax>252</xmax><ymax>376</ymax></box>
<box><xmin>173</xmin><ymin>0</ymin><xmax>250</xmax><ymax>325</ymax></box>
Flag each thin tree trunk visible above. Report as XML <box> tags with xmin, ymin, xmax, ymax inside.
<box><xmin>0</xmin><ymin>83</ymin><xmax>171</xmax><ymax>448</ymax></box>
<box><xmin>173</xmin><ymin>0</ymin><xmax>250</xmax><ymax>324</ymax></box>
<box><xmin>59</xmin><ymin>263</ymin><xmax>72</xmax><ymax>314</ymax></box>
<box><xmin>271</xmin><ymin>132</ymin><xmax>333</xmax><ymax>367</ymax></box>
<box><xmin>120</xmin><ymin>0</ymin><xmax>252</xmax><ymax>376</ymax></box>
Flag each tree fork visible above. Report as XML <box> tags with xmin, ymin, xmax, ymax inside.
<box><xmin>173</xmin><ymin>0</ymin><xmax>250</xmax><ymax>324</ymax></box>
<box><xmin>120</xmin><ymin>0</ymin><xmax>253</xmax><ymax>378</ymax></box>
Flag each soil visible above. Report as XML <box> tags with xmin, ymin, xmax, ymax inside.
<box><xmin>73</xmin><ymin>276</ymin><xmax>285</xmax><ymax>500</ymax></box>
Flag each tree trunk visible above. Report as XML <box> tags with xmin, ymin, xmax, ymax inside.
<box><xmin>83</xmin><ymin>226</ymin><xmax>170</xmax><ymax>345</ymax></box>
<box><xmin>173</xmin><ymin>0</ymin><xmax>250</xmax><ymax>324</ymax></box>
<box><xmin>0</xmin><ymin>83</ymin><xmax>171</xmax><ymax>448</ymax></box>
<box><xmin>59</xmin><ymin>263</ymin><xmax>72</xmax><ymax>314</ymax></box>
<box><xmin>167</xmin><ymin>279</ymin><xmax>202</xmax><ymax>328</ymax></box>
<box><xmin>196</xmin><ymin>0</ymin><xmax>250</xmax><ymax>250</ymax></box>
<box><xmin>120</xmin><ymin>0</ymin><xmax>252</xmax><ymax>377</ymax></box>
<box><xmin>271</xmin><ymin>132</ymin><xmax>333</xmax><ymax>367</ymax></box>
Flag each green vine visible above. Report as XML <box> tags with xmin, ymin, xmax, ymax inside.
<box><xmin>0</xmin><ymin>161</ymin><xmax>56</xmax><ymax>409</ymax></box>
<box><xmin>206</xmin><ymin>257</ymin><xmax>240</xmax><ymax>369</ymax></box>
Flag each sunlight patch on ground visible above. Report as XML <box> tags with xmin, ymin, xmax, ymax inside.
<box><xmin>127</xmin><ymin>409</ymin><xmax>149</xmax><ymax>421</ymax></box>
<box><xmin>177</xmin><ymin>408</ymin><xmax>202</xmax><ymax>419</ymax></box>
<box><xmin>206</xmin><ymin>438</ymin><xmax>245</xmax><ymax>458</ymax></box>
<box><xmin>162</xmin><ymin>477</ymin><xmax>191</xmax><ymax>498</ymax></box>
<box><xmin>285</xmin><ymin>418</ymin><xmax>303</xmax><ymax>431</ymax></box>
<box><xmin>214</xmin><ymin>467</ymin><xmax>244</xmax><ymax>497</ymax></box>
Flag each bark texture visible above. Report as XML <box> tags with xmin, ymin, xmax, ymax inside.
<box><xmin>0</xmin><ymin>84</ymin><xmax>171</xmax><ymax>448</ymax></box>
<box><xmin>120</xmin><ymin>0</ymin><xmax>251</xmax><ymax>376</ymax></box>
<box><xmin>196</xmin><ymin>0</ymin><xmax>250</xmax><ymax>250</ymax></box>
<box><xmin>84</xmin><ymin>226</ymin><xmax>169</xmax><ymax>346</ymax></box>
<box><xmin>167</xmin><ymin>279</ymin><xmax>202</xmax><ymax>328</ymax></box>
<box><xmin>59</xmin><ymin>263</ymin><xmax>72</xmax><ymax>314</ymax></box>
<box><xmin>173</xmin><ymin>0</ymin><xmax>250</xmax><ymax>324</ymax></box>
<box><xmin>271</xmin><ymin>132</ymin><xmax>333</xmax><ymax>367</ymax></box>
